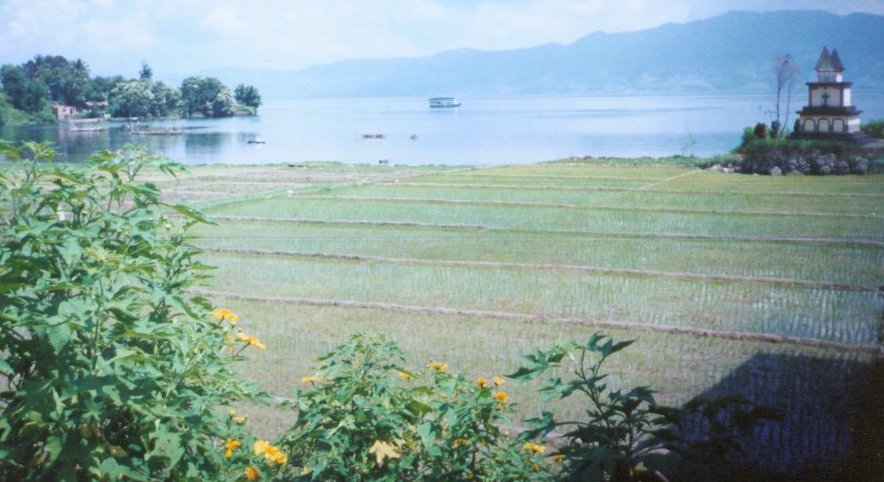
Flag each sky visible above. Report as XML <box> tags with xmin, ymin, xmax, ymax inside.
<box><xmin>1</xmin><ymin>0</ymin><xmax>882</xmax><ymax>77</ymax></box>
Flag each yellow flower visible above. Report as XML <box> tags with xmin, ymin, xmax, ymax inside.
<box><xmin>368</xmin><ymin>440</ymin><xmax>401</xmax><ymax>466</ymax></box>
<box><xmin>233</xmin><ymin>415</ymin><xmax>247</xmax><ymax>424</ymax></box>
<box><xmin>522</xmin><ymin>442</ymin><xmax>546</xmax><ymax>454</ymax></box>
<box><xmin>235</xmin><ymin>331</ymin><xmax>267</xmax><ymax>350</ymax></box>
<box><xmin>425</xmin><ymin>361</ymin><xmax>448</xmax><ymax>373</ymax></box>
<box><xmin>228</xmin><ymin>409</ymin><xmax>237</xmax><ymax>417</ymax></box>
<box><xmin>398</xmin><ymin>371</ymin><xmax>413</xmax><ymax>380</ymax></box>
<box><xmin>245</xmin><ymin>466</ymin><xmax>259</xmax><ymax>480</ymax></box>
<box><xmin>452</xmin><ymin>438</ymin><xmax>472</xmax><ymax>448</ymax></box>
<box><xmin>253</xmin><ymin>440</ymin><xmax>287</xmax><ymax>465</ymax></box>
<box><xmin>224</xmin><ymin>438</ymin><xmax>241</xmax><ymax>459</ymax></box>
<box><xmin>552</xmin><ymin>454</ymin><xmax>566</xmax><ymax>463</ymax></box>
<box><xmin>493</xmin><ymin>391</ymin><xmax>509</xmax><ymax>404</ymax></box>
<box><xmin>212</xmin><ymin>308</ymin><xmax>239</xmax><ymax>324</ymax></box>
<box><xmin>476</xmin><ymin>377</ymin><xmax>489</xmax><ymax>389</ymax></box>
<box><xmin>224</xmin><ymin>334</ymin><xmax>234</xmax><ymax>342</ymax></box>
<box><xmin>493</xmin><ymin>376</ymin><xmax>505</xmax><ymax>387</ymax></box>
<box><xmin>301</xmin><ymin>375</ymin><xmax>318</xmax><ymax>384</ymax></box>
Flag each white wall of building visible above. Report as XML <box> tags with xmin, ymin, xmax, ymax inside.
<box><xmin>811</xmin><ymin>87</ymin><xmax>843</xmax><ymax>107</ymax></box>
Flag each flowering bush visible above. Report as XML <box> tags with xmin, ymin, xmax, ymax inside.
<box><xmin>275</xmin><ymin>333</ymin><xmax>552</xmax><ymax>481</ymax></box>
<box><xmin>0</xmin><ymin>143</ymin><xmax>264</xmax><ymax>480</ymax></box>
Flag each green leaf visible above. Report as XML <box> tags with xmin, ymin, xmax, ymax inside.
<box><xmin>160</xmin><ymin>202</ymin><xmax>216</xmax><ymax>225</ymax></box>
<box><xmin>98</xmin><ymin>457</ymin><xmax>150</xmax><ymax>481</ymax></box>
<box><xmin>0</xmin><ymin>358</ymin><xmax>12</xmax><ymax>376</ymax></box>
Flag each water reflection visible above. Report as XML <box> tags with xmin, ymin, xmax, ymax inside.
<box><xmin>184</xmin><ymin>132</ymin><xmax>232</xmax><ymax>156</ymax></box>
<box><xmin>2</xmin><ymin>95</ymin><xmax>883</xmax><ymax>165</ymax></box>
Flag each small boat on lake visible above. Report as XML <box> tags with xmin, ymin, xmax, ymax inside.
<box><xmin>361</xmin><ymin>133</ymin><xmax>386</xmax><ymax>139</ymax></box>
<box><xmin>429</xmin><ymin>97</ymin><xmax>461</xmax><ymax>108</ymax></box>
<box><xmin>247</xmin><ymin>137</ymin><xmax>266</xmax><ymax>144</ymax></box>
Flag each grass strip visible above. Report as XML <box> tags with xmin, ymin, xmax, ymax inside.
<box><xmin>191</xmin><ymin>288</ymin><xmax>883</xmax><ymax>355</ymax></box>
<box><xmin>202</xmin><ymin>247</ymin><xmax>880</xmax><ymax>293</ymax></box>
<box><xmin>209</xmin><ymin>215</ymin><xmax>884</xmax><ymax>248</ymax></box>
<box><xmin>288</xmin><ymin>195</ymin><xmax>882</xmax><ymax>220</ymax></box>
<box><xmin>393</xmin><ymin>182</ymin><xmax>884</xmax><ymax>197</ymax></box>
<box><xmin>211</xmin><ymin>215</ymin><xmax>488</xmax><ymax>230</ymax></box>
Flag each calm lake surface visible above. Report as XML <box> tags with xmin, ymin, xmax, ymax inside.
<box><xmin>3</xmin><ymin>94</ymin><xmax>882</xmax><ymax>165</ymax></box>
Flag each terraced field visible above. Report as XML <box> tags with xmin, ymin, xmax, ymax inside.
<box><xmin>181</xmin><ymin>160</ymin><xmax>882</xmax><ymax>473</ymax></box>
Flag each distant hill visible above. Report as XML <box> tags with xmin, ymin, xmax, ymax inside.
<box><xmin>195</xmin><ymin>10</ymin><xmax>884</xmax><ymax>99</ymax></box>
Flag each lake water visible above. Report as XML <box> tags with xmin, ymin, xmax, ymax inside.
<box><xmin>2</xmin><ymin>94</ymin><xmax>882</xmax><ymax>165</ymax></box>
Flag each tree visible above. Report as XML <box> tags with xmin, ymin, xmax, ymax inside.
<box><xmin>149</xmin><ymin>81</ymin><xmax>181</xmax><ymax>117</ymax></box>
<box><xmin>772</xmin><ymin>54</ymin><xmax>800</xmax><ymax>137</ymax></box>
<box><xmin>234</xmin><ymin>84</ymin><xmax>262</xmax><ymax>109</ymax></box>
<box><xmin>139</xmin><ymin>62</ymin><xmax>153</xmax><ymax>81</ymax></box>
<box><xmin>0</xmin><ymin>64</ymin><xmax>48</xmax><ymax>112</ymax></box>
<box><xmin>108</xmin><ymin>80</ymin><xmax>155</xmax><ymax>118</ymax></box>
<box><xmin>87</xmin><ymin>75</ymin><xmax>125</xmax><ymax>103</ymax></box>
<box><xmin>180</xmin><ymin>77</ymin><xmax>235</xmax><ymax>118</ymax></box>
<box><xmin>22</xmin><ymin>55</ymin><xmax>90</xmax><ymax>108</ymax></box>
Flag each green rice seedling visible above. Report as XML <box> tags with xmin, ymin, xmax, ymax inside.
<box><xmin>207</xmin><ymin>196</ymin><xmax>884</xmax><ymax>238</ymax></box>
<box><xmin>194</xmin><ymin>220</ymin><xmax>884</xmax><ymax>286</ymax></box>
<box><xmin>201</xmin><ymin>253</ymin><xmax>882</xmax><ymax>345</ymax></box>
<box><xmin>208</xmin><ymin>299</ymin><xmax>875</xmax><ymax>449</ymax></box>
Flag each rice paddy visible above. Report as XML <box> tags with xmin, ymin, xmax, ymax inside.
<box><xmin>178</xmin><ymin>160</ymin><xmax>881</xmax><ymax>471</ymax></box>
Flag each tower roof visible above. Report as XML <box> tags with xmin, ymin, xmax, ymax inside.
<box><xmin>830</xmin><ymin>49</ymin><xmax>844</xmax><ymax>71</ymax></box>
<box><xmin>815</xmin><ymin>47</ymin><xmax>844</xmax><ymax>72</ymax></box>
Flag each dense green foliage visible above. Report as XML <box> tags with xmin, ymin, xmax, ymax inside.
<box><xmin>0</xmin><ymin>89</ymin><xmax>54</xmax><ymax>126</ymax></box>
<box><xmin>0</xmin><ymin>143</ymin><xmax>264</xmax><ymax>480</ymax></box>
<box><xmin>234</xmin><ymin>84</ymin><xmax>262</xmax><ymax>110</ymax></box>
<box><xmin>0</xmin><ymin>55</ymin><xmax>260</xmax><ymax>123</ymax></box>
<box><xmin>275</xmin><ymin>333</ymin><xmax>551</xmax><ymax>481</ymax></box>
<box><xmin>736</xmin><ymin>124</ymin><xmax>869</xmax><ymax>156</ymax></box>
<box><xmin>181</xmin><ymin>77</ymin><xmax>236</xmax><ymax>118</ymax></box>
<box><xmin>511</xmin><ymin>334</ymin><xmax>777</xmax><ymax>481</ymax></box>
<box><xmin>861</xmin><ymin>119</ymin><xmax>884</xmax><ymax>139</ymax></box>
<box><xmin>736</xmin><ymin>134</ymin><xmax>862</xmax><ymax>158</ymax></box>
<box><xmin>107</xmin><ymin>80</ymin><xmax>181</xmax><ymax>119</ymax></box>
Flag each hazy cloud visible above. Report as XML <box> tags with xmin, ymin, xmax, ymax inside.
<box><xmin>0</xmin><ymin>0</ymin><xmax>880</xmax><ymax>77</ymax></box>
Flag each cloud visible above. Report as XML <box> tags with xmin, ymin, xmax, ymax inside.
<box><xmin>0</xmin><ymin>0</ymin><xmax>879</xmax><ymax>76</ymax></box>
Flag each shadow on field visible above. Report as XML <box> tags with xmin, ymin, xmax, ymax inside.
<box><xmin>678</xmin><ymin>352</ymin><xmax>882</xmax><ymax>481</ymax></box>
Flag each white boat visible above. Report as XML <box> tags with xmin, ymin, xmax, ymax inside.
<box><xmin>429</xmin><ymin>97</ymin><xmax>461</xmax><ymax>108</ymax></box>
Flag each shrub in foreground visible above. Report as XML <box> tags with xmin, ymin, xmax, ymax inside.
<box><xmin>273</xmin><ymin>333</ymin><xmax>552</xmax><ymax>481</ymax></box>
<box><xmin>0</xmin><ymin>143</ymin><xmax>264</xmax><ymax>480</ymax></box>
<box><xmin>511</xmin><ymin>334</ymin><xmax>779</xmax><ymax>482</ymax></box>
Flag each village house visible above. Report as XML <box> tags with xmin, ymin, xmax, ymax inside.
<box><xmin>51</xmin><ymin>104</ymin><xmax>78</xmax><ymax>121</ymax></box>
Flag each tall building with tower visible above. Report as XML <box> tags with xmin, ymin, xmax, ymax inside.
<box><xmin>793</xmin><ymin>47</ymin><xmax>862</xmax><ymax>138</ymax></box>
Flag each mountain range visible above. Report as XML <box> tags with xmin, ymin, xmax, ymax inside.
<box><xmin>191</xmin><ymin>10</ymin><xmax>884</xmax><ymax>99</ymax></box>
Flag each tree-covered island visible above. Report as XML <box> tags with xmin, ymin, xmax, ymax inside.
<box><xmin>0</xmin><ymin>55</ymin><xmax>261</xmax><ymax>126</ymax></box>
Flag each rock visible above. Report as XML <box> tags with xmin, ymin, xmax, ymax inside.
<box><xmin>849</xmin><ymin>157</ymin><xmax>869</xmax><ymax>175</ymax></box>
<box><xmin>769</xmin><ymin>166</ymin><xmax>782</xmax><ymax>176</ymax></box>
<box><xmin>786</xmin><ymin>169</ymin><xmax>804</xmax><ymax>176</ymax></box>
<box><xmin>834</xmin><ymin>160</ymin><xmax>850</xmax><ymax>175</ymax></box>
<box><xmin>722</xmin><ymin>167</ymin><xmax>734</xmax><ymax>173</ymax></box>
<box><xmin>707</xmin><ymin>164</ymin><xmax>723</xmax><ymax>172</ymax></box>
